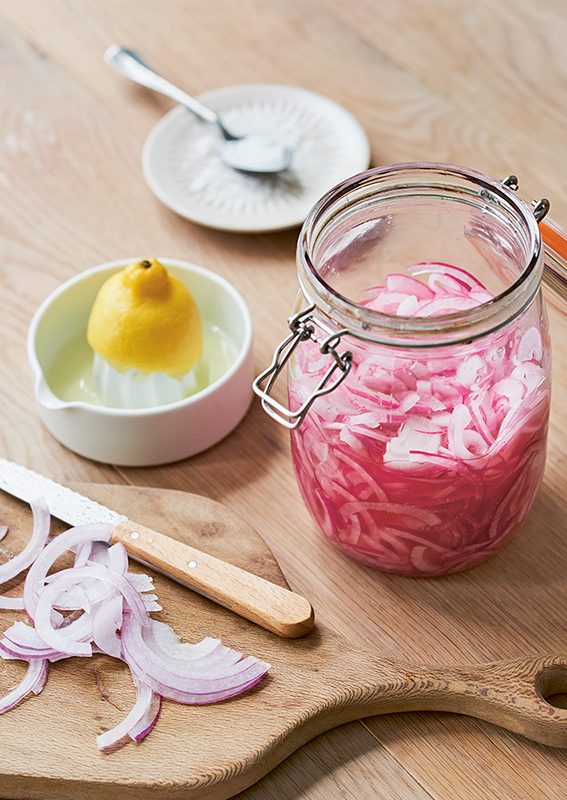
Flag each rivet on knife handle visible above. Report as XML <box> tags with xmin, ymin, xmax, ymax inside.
<box><xmin>112</xmin><ymin>520</ymin><xmax>315</xmax><ymax>638</ymax></box>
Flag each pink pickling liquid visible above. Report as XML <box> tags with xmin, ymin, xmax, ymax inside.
<box><xmin>288</xmin><ymin>264</ymin><xmax>550</xmax><ymax>576</ymax></box>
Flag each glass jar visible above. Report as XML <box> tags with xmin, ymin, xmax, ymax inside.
<box><xmin>255</xmin><ymin>163</ymin><xmax>553</xmax><ymax>577</ymax></box>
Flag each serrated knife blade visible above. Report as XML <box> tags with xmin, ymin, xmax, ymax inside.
<box><xmin>0</xmin><ymin>458</ymin><xmax>126</xmax><ymax>527</ymax></box>
<box><xmin>0</xmin><ymin>458</ymin><xmax>314</xmax><ymax>638</ymax></box>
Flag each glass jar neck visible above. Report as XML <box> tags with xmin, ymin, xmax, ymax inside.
<box><xmin>297</xmin><ymin>163</ymin><xmax>544</xmax><ymax>348</ymax></box>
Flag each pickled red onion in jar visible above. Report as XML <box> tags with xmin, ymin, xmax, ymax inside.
<box><xmin>288</xmin><ymin>263</ymin><xmax>549</xmax><ymax>576</ymax></box>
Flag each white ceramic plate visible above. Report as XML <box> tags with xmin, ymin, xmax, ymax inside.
<box><xmin>142</xmin><ymin>84</ymin><xmax>370</xmax><ymax>233</ymax></box>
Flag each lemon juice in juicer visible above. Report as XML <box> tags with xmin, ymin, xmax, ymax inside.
<box><xmin>47</xmin><ymin>259</ymin><xmax>238</xmax><ymax>410</ymax></box>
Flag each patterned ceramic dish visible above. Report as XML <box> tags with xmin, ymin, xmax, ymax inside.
<box><xmin>142</xmin><ymin>84</ymin><xmax>371</xmax><ymax>232</ymax></box>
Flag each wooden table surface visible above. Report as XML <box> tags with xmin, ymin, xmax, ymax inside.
<box><xmin>1</xmin><ymin>1</ymin><xmax>566</xmax><ymax>798</ymax></box>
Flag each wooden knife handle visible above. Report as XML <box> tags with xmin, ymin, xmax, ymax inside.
<box><xmin>111</xmin><ymin>519</ymin><xmax>314</xmax><ymax>638</ymax></box>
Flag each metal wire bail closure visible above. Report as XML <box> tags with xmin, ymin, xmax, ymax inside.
<box><xmin>501</xmin><ymin>175</ymin><xmax>550</xmax><ymax>223</ymax></box>
<box><xmin>252</xmin><ymin>305</ymin><xmax>353</xmax><ymax>429</ymax></box>
<box><xmin>254</xmin><ymin>167</ymin><xmax>548</xmax><ymax>430</ymax></box>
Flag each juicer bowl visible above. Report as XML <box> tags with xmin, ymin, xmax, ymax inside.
<box><xmin>27</xmin><ymin>258</ymin><xmax>253</xmax><ymax>466</ymax></box>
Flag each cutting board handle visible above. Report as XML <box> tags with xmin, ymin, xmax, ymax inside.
<box><xmin>331</xmin><ymin>653</ymin><xmax>567</xmax><ymax>748</ymax></box>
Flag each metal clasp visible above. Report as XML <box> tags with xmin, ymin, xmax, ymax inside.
<box><xmin>252</xmin><ymin>305</ymin><xmax>353</xmax><ymax>429</ymax></box>
<box><xmin>501</xmin><ymin>175</ymin><xmax>550</xmax><ymax>222</ymax></box>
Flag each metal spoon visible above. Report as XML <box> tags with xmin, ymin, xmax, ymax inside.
<box><xmin>104</xmin><ymin>46</ymin><xmax>292</xmax><ymax>175</ymax></box>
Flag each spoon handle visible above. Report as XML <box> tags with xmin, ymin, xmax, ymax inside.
<box><xmin>104</xmin><ymin>45</ymin><xmax>218</xmax><ymax>126</ymax></box>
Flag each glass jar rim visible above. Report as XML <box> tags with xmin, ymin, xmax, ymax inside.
<box><xmin>297</xmin><ymin>162</ymin><xmax>544</xmax><ymax>348</ymax></box>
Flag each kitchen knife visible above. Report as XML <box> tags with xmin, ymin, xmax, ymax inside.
<box><xmin>0</xmin><ymin>458</ymin><xmax>314</xmax><ymax>638</ymax></box>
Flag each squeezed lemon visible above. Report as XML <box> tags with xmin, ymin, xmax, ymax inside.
<box><xmin>87</xmin><ymin>258</ymin><xmax>202</xmax><ymax>374</ymax></box>
<box><xmin>46</xmin><ymin>322</ymin><xmax>237</xmax><ymax>408</ymax></box>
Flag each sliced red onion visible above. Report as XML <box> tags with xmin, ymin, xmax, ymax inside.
<box><xmin>0</xmin><ymin>638</ymin><xmax>64</xmax><ymax>661</ymax></box>
<box><xmin>54</xmin><ymin>543</ymin><xmax>132</xmax><ymax>612</ymax></box>
<box><xmin>385</xmin><ymin>273</ymin><xmax>435</xmax><ymax>299</ymax></box>
<box><xmin>121</xmin><ymin>614</ymin><xmax>270</xmax><ymax>704</ymax></box>
<box><xmin>8</xmin><ymin>608</ymin><xmax>99</xmax><ymax>652</ymax></box>
<box><xmin>456</xmin><ymin>355</ymin><xmax>484</xmax><ymax>388</ymax></box>
<box><xmin>142</xmin><ymin>595</ymin><xmax>162</xmax><ymax>613</ymax></box>
<box><xmin>128</xmin><ymin>574</ymin><xmax>156</xmax><ymax>593</ymax></box>
<box><xmin>0</xmin><ymin>500</ymin><xmax>51</xmax><ymax>613</ymax></box>
<box><xmin>493</xmin><ymin>378</ymin><xmax>526</xmax><ymax>408</ymax></box>
<box><xmin>73</xmin><ymin>541</ymin><xmax>94</xmax><ymax>568</ymax></box>
<box><xmin>0</xmin><ymin>658</ymin><xmax>48</xmax><ymax>713</ymax></box>
<box><xmin>409</xmin><ymin>261</ymin><xmax>487</xmax><ymax>290</ymax></box>
<box><xmin>145</xmin><ymin>619</ymin><xmax>221</xmax><ymax>661</ymax></box>
<box><xmin>365</xmin><ymin>290</ymin><xmax>411</xmax><ymax>314</ymax></box>
<box><xmin>24</xmin><ymin>523</ymin><xmax>113</xmax><ymax>618</ymax></box>
<box><xmin>396</xmin><ymin>294</ymin><xmax>420</xmax><ymax>316</ymax></box>
<box><xmin>34</xmin><ymin>565</ymin><xmax>149</xmax><ymax>656</ymax></box>
<box><xmin>0</xmin><ymin>641</ymin><xmax>25</xmax><ymax>660</ymax></box>
<box><xmin>96</xmin><ymin>678</ymin><xmax>161</xmax><ymax>750</ymax></box>
<box><xmin>517</xmin><ymin>327</ymin><xmax>543</xmax><ymax>362</ymax></box>
<box><xmin>4</xmin><ymin>621</ymin><xmax>54</xmax><ymax>649</ymax></box>
<box><xmin>0</xmin><ymin>621</ymin><xmax>71</xmax><ymax>662</ymax></box>
<box><xmin>125</xmin><ymin>654</ymin><xmax>269</xmax><ymax>705</ymax></box>
<box><xmin>105</xmin><ymin>542</ymin><xmax>129</xmax><ymax>574</ymax></box>
<box><xmin>290</xmin><ymin>262</ymin><xmax>549</xmax><ymax>576</ymax></box>
<box><xmin>92</xmin><ymin>594</ymin><xmax>123</xmax><ymax>658</ymax></box>
<box><xmin>418</xmin><ymin>295</ymin><xmax>480</xmax><ymax>316</ymax></box>
<box><xmin>0</xmin><ymin>498</ymin><xmax>50</xmax><ymax>585</ymax></box>
<box><xmin>125</xmin><ymin>615</ymin><xmax>247</xmax><ymax>677</ymax></box>
<box><xmin>511</xmin><ymin>363</ymin><xmax>545</xmax><ymax>392</ymax></box>
<box><xmin>0</xmin><ymin>596</ymin><xmax>25</xmax><ymax>610</ymax></box>
<box><xmin>128</xmin><ymin>692</ymin><xmax>162</xmax><ymax>743</ymax></box>
<box><xmin>0</xmin><ymin>503</ymin><xmax>270</xmax><ymax>750</ymax></box>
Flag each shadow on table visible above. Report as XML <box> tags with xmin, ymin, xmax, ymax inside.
<box><xmin>355</xmin><ymin>482</ymin><xmax>567</xmax><ymax>659</ymax></box>
<box><xmin>118</xmin><ymin>393</ymin><xmax>289</xmax><ymax>502</ymax></box>
<box><xmin>236</xmin><ymin>720</ymin><xmax>390</xmax><ymax>800</ymax></box>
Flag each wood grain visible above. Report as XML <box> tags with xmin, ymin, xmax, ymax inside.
<box><xmin>0</xmin><ymin>1</ymin><xmax>566</xmax><ymax>797</ymax></box>
<box><xmin>3</xmin><ymin>485</ymin><xmax>567</xmax><ymax>799</ymax></box>
<box><xmin>0</xmin><ymin>484</ymin><xmax>452</xmax><ymax>800</ymax></box>
<box><xmin>240</xmin><ymin>721</ymin><xmax>436</xmax><ymax>800</ymax></box>
<box><xmin>322</xmin><ymin>0</ymin><xmax>567</xmax><ymax>168</ymax></box>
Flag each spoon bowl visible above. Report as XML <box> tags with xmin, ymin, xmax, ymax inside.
<box><xmin>104</xmin><ymin>46</ymin><xmax>292</xmax><ymax>175</ymax></box>
<box><xmin>221</xmin><ymin>134</ymin><xmax>292</xmax><ymax>175</ymax></box>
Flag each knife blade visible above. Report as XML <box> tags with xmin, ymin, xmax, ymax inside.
<box><xmin>0</xmin><ymin>458</ymin><xmax>314</xmax><ymax>638</ymax></box>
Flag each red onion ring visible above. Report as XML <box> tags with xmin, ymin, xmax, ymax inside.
<box><xmin>0</xmin><ymin>658</ymin><xmax>48</xmax><ymax>713</ymax></box>
<box><xmin>0</xmin><ymin>499</ymin><xmax>50</xmax><ymax>611</ymax></box>
<box><xmin>290</xmin><ymin>262</ymin><xmax>549</xmax><ymax>575</ymax></box>
<box><xmin>0</xmin><ymin>504</ymin><xmax>270</xmax><ymax>750</ymax></box>
<box><xmin>24</xmin><ymin>523</ymin><xmax>113</xmax><ymax>619</ymax></box>
<box><xmin>96</xmin><ymin>678</ymin><xmax>161</xmax><ymax>751</ymax></box>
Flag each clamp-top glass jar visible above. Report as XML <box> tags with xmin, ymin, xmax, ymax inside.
<box><xmin>254</xmin><ymin>163</ymin><xmax>552</xmax><ymax>577</ymax></box>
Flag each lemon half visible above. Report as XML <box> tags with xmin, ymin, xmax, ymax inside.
<box><xmin>87</xmin><ymin>259</ymin><xmax>202</xmax><ymax>374</ymax></box>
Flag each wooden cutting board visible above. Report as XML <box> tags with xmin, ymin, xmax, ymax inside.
<box><xmin>2</xmin><ymin>483</ymin><xmax>567</xmax><ymax>800</ymax></box>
